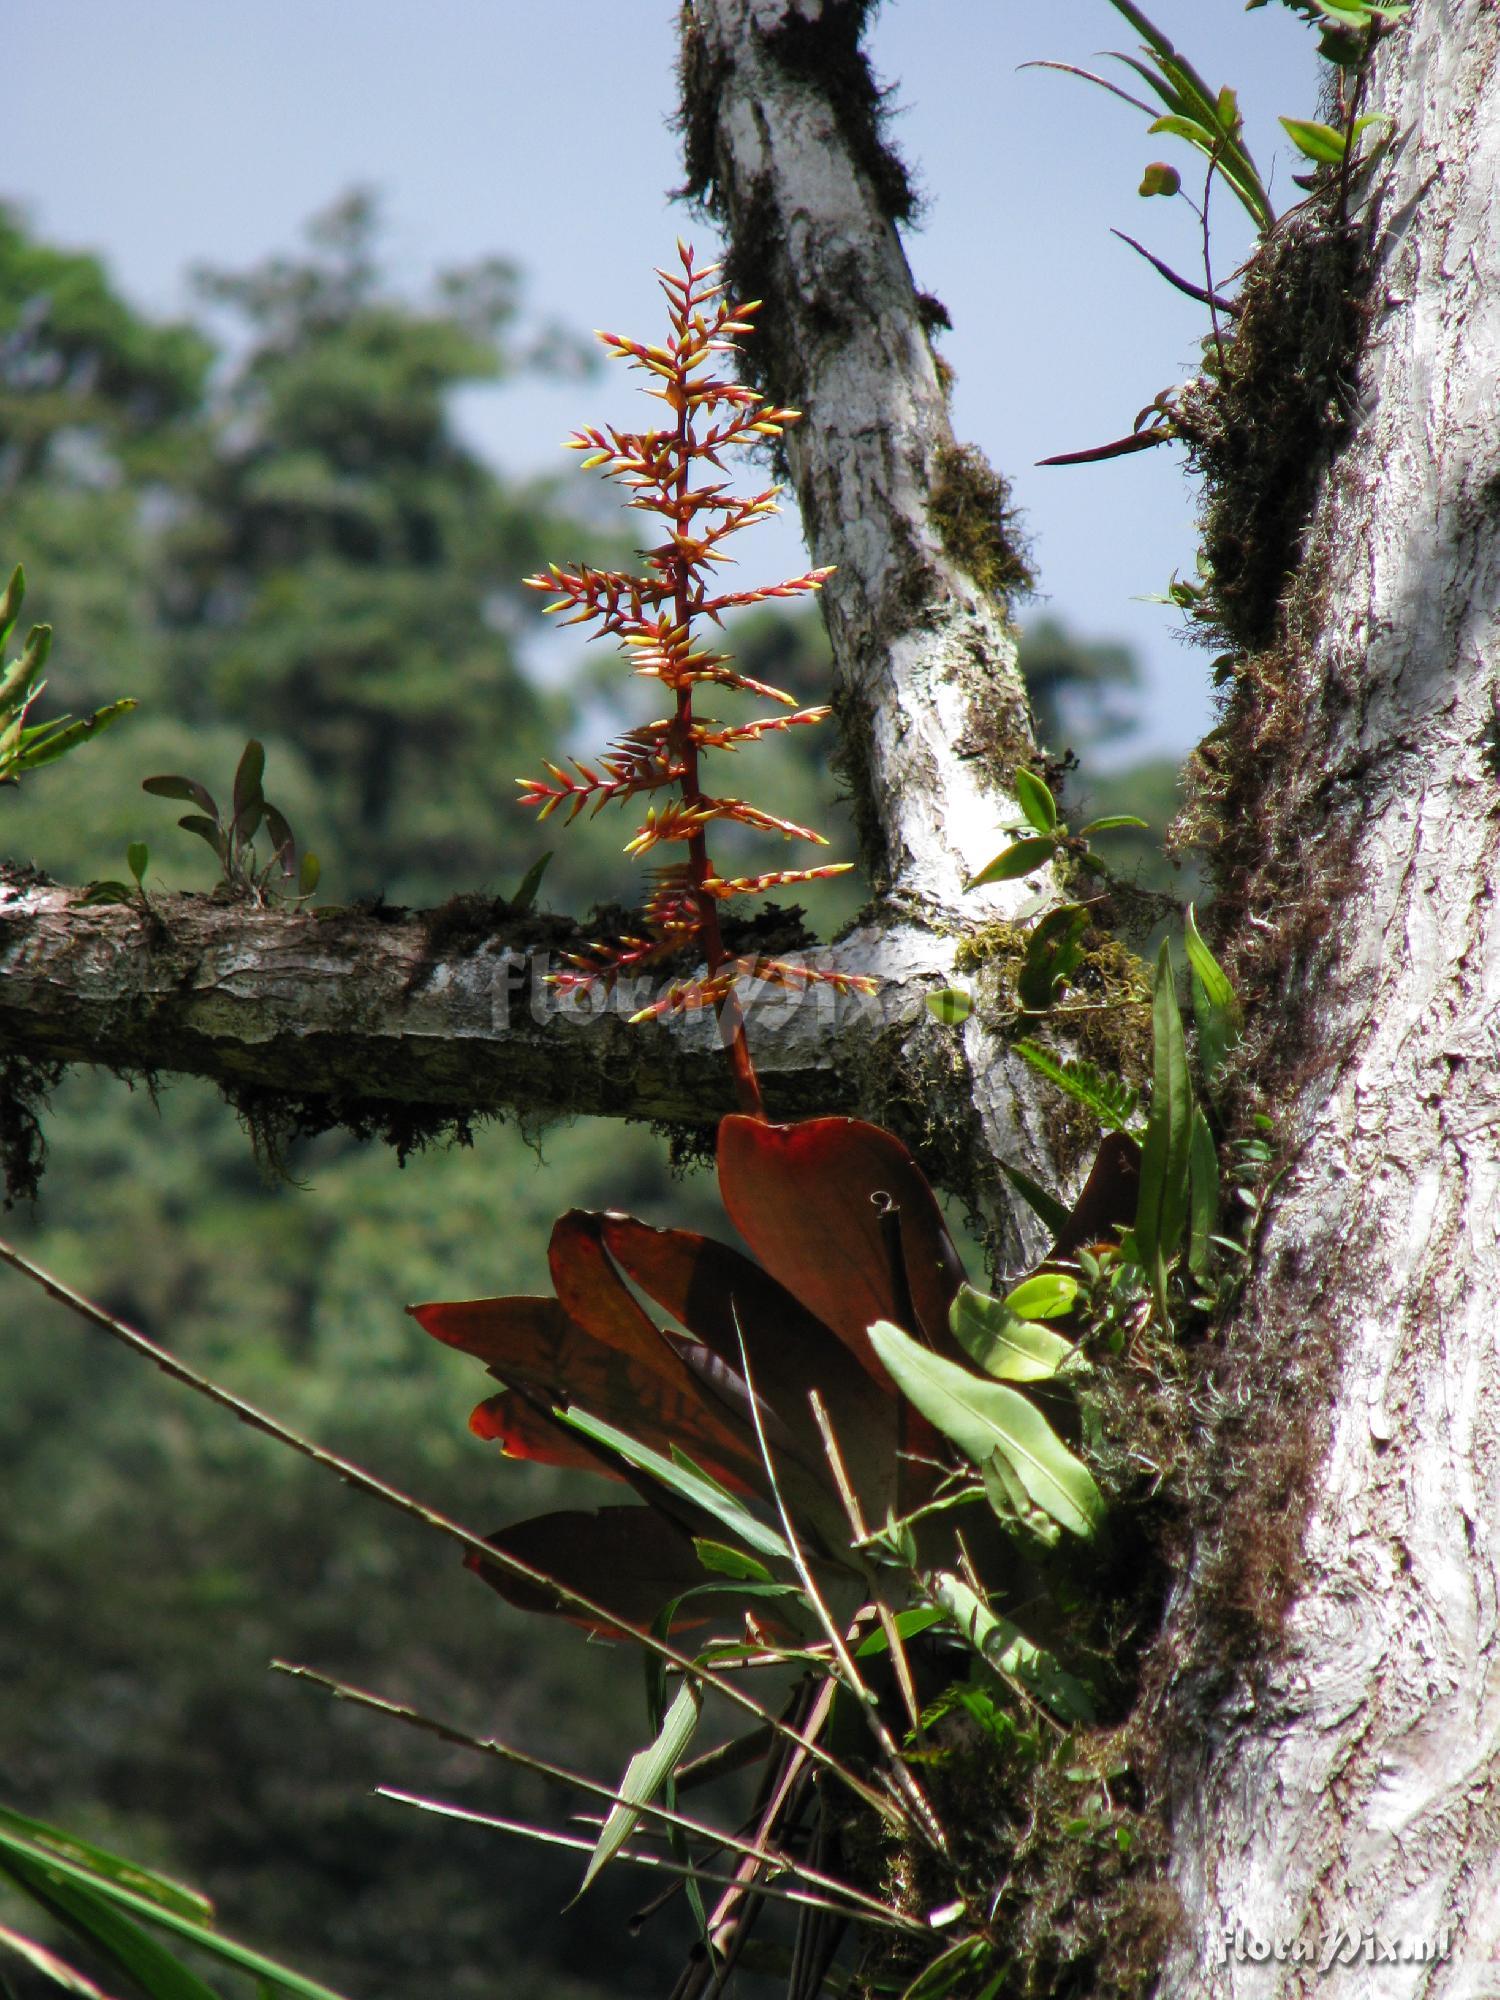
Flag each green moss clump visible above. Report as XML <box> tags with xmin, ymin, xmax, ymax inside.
<box><xmin>928</xmin><ymin>442</ymin><xmax>1035</xmax><ymax>606</ymax></box>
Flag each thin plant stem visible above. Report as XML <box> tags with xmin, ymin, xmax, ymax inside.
<box><xmin>0</xmin><ymin>1236</ymin><xmax>901</xmax><ymax>1829</ymax></box>
<box><xmin>271</xmin><ymin>1663</ymin><xmax>908</xmax><ymax>1931</ymax></box>
<box><xmin>731</xmin><ymin>1313</ymin><xmax>949</xmax><ymax>1856</ymax></box>
<box><xmin>374</xmin><ymin>1789</ymin><xmax>915</xmax><ymax>1933</ymax></box>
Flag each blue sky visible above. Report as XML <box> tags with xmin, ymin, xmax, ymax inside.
<box><xmin>10</xmin><ymin>1</ymin><xmax>1315</xmax><ymax>762</ymax></box>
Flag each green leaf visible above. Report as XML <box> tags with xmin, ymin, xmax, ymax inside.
<box><xmin>232</xmin><ymin>740</ymin><xmax>266</xmax><ymax>826</ymax></box>
<box><xmin>510</xmin><ymin>850</ymin><xmax>553</xmax><ymax>912</ymax></box>
<box><xmin>899</xmin><ymin>1935</ymin><xmax>990</xmax><ymax>2000</ymax></box>
<box><xmin>75</xmin><ymin>882</ymin><xmax>137</xmax><ymax>906</ymax></box>
<box><xmin>1013</xmin><ymin>768</ymin><xmax>1058</xmax><ymax>835</ymax></box>
<box><xmin>925</xmin><ymin>986</ymin><xmax>973</xmax><ymax>1028</ymax></box>
<box><xmin>1</xmin><ymin>1863</ymin><xmax>223</xmax><ymax>2000</ymax></box>
<box><xmin>928</xmin><ymin>1572</ymin><xmax>1095</xmax><ymax>1725</ymax></box>
<box><xmin>997</xmin><ymin>1160</ymin><xmax>1072</xmax><ymax>1239</ymax></box>
<box><xmin>966</xmin><ymin>836</ymin><xmax>1056</xmax><ymax>889</ymax></box>
<box><xmin>1133</xmin><ymin>941</ymin><xmax>1194</xmax><ymax>1289</ymax></box>
<box><xmin>176</xmin><ymin>814</ymin><xmax>226</xmax><ymax>857</ymax></box>
<box><xmin>691</xmin><ymin>1540</ymin><xmax>773</xmax><ymax>1584</ymax></box>
<box><xmin>298</xmin><ymin>852</ymin><xmax>321</xmax><ymax>897</ymax></box>
<box><xmin>126</xmin><ymin>843</ymin><xmax>148</xmax><ymax>889</ymax></box>
<box><xmin>950</xmin><ymin>1285</ymin><xmax>1075</xmax><ymax>1382</ymax></box>
<box><xmin>1014</xmin><ymin>1041</ymin><xmax>1138</xmax><ymax>1133</ymax></box>
<box><xmin>1017</xmin><ymin>904</ymin><xmax>1090</xmax><ymax>1013</ymax></box>
<box><xmin>868</xmin><ymin>1320</ymin><xmax>1103</xmax><ymax>1539</ymax></box>
<box><xmin>0</xmin><ymin>1811</ymin><xmax>350</xmax><ymax>2000</ymax></box>
<box><xmin>0</xmin><ymin>1921</ymin><xmax>118</xmax><ymax>1998</ymax></box>
<box><xmin>263</xmin><ymin>806</ymin><xmax>295</xmax><ymax>870</ymax></box>
<box><xmin>144</xmin><ymin>774</ymin><xmax>218</xmax><ymax>818</ymax></box>
<box><xmin>1279</xmin><ymin>116</ymin><xmax>1348</xmax><ymax>164</ymax></box>
<box><xmin>0</xmin><ymin>566</ymin><xmax>24</xmax><ymax>651</ymax></box>
<box><xmin>1077</xmin><ymin>814</ymin><xmax>1148</xmax><ymax>836</ymax></box>
<box><xmin>1184</xmin><ymin>903</ymin><xmax>1241</xmax><ymax>1085</ymax></box>
<box><xmin>982</xmin><ymin>1451</ymin><xmax>1062</xmax><ymax>1548</ymax></box>
<box><xmin>854</xmin><ymin>1606</ymin><xmax>945</xmax><ymax>1657</ymax></box>
<box><xmin>15</xmin><ymin>699</ymin><xmax>136</xmax><ymax>771</ymax></box>
<box><xmin>1187</xmin><ymin>1106</ymin><xmax>1219</xmax><ymax>1278</ymax></box>
<box><xmin>556</xmin><ymin>1409</ymin><xmax>791</xmax><ymax>1565</ymax></box>
<box><xmin>576</xmin><ymin>1679</ymin><xmax>700</xmax><ymax>1898</ymax></box>
<box><xmin>1002</xmin><ymin>1273</ymin><xmax>1081</xmax><ymax>1320</ymax></box>
<box><xmin>0</xmin><ymin>1808</ymin><xmax>210</xmax><ymax>1924</ymax></box>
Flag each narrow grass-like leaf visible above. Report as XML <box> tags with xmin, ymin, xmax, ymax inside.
<box><xmin>16</xmin><ymin>699</ymin><xmax>136</xmax><ymax>770</ymax></box>
<box><xmin>869</xmin><ymin>1321</ymin><xmax>1102</xmax><ymax>1538</ymax></box>
<box><xmin>950</xmin><ymin>1285</ymin><xmax>1074</xmax><ymax>1383</ymax></box>
<box><xmin>0</xmin><ymin>1810</ymin><xmax>211</xmax><ymax>1923</ymax></box>
<box><xmin>556</xmin><ymin>1407</ymin><xmax>791</xmax><ymax>1564</ymax></box>
<box><xmin>1</xmin><ymin>1865</ymin><xmax>222</xmax><ymax>2000</ymax></box>
<box><xmin>1183</xmin><ymin>903</ymin><xmax>1241</xmax><ymax>1088</ymax></box>
<box><xmin>997</xmin><ymin>1160</ymin><xmax>1072</xmax><ymax>1238</ymax></box>
<box><xmin>1133</xmin><ymin>940</ymin><xmax>1193</xmax><ymax>1291</ymax></box>
<box><xmin>511</xmin><ymin>849</ymin><xmax>553</xmax><ymax>911</ymax></box>
<box><xmin>577</xmin><ymin>1679</ymin><xmax>701</xmax><ymax>1899</ymax></box>
<box><xmin>0</xmin><ymin>1818</ymin><xmax>350</xmax><ymax>2000</ymax></box>
<box><xmin>1187</xmin><ymin>1106</ymin><xmax>1219</xmax><ymax>1278</ymax></box>
<box><xmin>0</xmin><ymin>1922</ymin><xmax>118</xmax><ymax>1998</ymax></box>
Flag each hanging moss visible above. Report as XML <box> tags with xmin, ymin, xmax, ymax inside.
<box><xmin>928</xmin><ymin>442</ymin><xmax>1035</xmax><ymax>606</ymax></box>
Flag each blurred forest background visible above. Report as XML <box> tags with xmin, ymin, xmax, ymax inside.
<box><xmin>0</xmin><ymin>195</ymin><xmax>1185</xmax><ymax>1998</ymax></box>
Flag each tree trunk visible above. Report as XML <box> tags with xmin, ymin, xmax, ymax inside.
<box><xmin>1153</xmin><ymin>9</ymin><xmax>1500</xmax><ymax>1992</ymax></box>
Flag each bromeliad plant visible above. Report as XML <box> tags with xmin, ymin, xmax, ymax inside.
<box><xmin>516</xmin><ymin>243</ymin><xmax>870</xmax><ymax>1114</ymax></box>
<box><xmin>405</xmin><ymin>247</ymin><xmax>1134</xmax><ymax>1997</ymax></box>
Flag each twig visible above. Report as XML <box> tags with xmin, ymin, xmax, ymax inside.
<box><xmin>732</xmin><ymin>1311</ymin><xmax>949</xmax><ymax>1856</ymax></box>
<box><xmin>0</xmin><ymin>1236</ymin><xmax>899</xmax><ymax>1829</ymax></box>
<box><xmin>810</xmin><ymin>1391</ymin><xmax>925</xmax><ymax>1746</ymax></box>
<box><xmin>272</xmin><ymin>1662</ymin><xmax>907</xmax><ymax>1932</ymax></box>
<box><xmin>375</xmin><ymin>1789</ymin><xmax>915</xmax><ymax>1932</ymax></box>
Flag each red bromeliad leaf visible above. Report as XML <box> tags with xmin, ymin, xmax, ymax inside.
<box><xmin>408</xmin><ymin>1287</ymin><xmax>761</xmax><ymax>1493</ymax></box>
<box><xmin>468</xmin><ymin>1507</ymin><xmax>709</xmax><ymax>1632</ymax></box>
<box><xmin>717</xmin><ymin>1117</ymin><xmax>967</xmax><ymax>1380</ymax></box>
<box><xmin>1045</xmin><ymin>1130</ymin><xmax>1143</xmax><ymax>1267</ymax></box>
<box><xmin>470</xmin><ymin>1390</ymin><xmax>618</xmax><ymax>1476</ymax></box>
<box><xmin>598</xmin><ymin>1214</ymin><xmax>902</xmax><ymax>1520</ymax></box>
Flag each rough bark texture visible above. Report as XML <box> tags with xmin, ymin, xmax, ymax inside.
<box><xmin>1157</xmin><ymin>10</ymin><xmax>1500</xmax><ymax>1994</ymax></box>
<box><xmin>0</xmin><ymin>881</ymin><xmax>920</xmax><ymax>1133</ymax></box>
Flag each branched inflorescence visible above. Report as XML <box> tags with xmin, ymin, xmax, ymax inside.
<box><xmin>519</xmin><ymin>244</ymin><xmax>871</xmax><ymax>1116</ymax></box>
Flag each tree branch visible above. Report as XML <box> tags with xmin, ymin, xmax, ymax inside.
<box><xmin>681</xmin><ymin>0</ymin><xmax>1040</xmax><ymax>913</ymax></box>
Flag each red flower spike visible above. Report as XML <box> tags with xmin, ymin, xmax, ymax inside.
<box><xmin>513</xmin><ymin>244</ymin><xmax>865</xmax><ymax>1109</ymax></box>
<box><xmin>716</xmin><ymin>1116</ymin><xmax>968</xmax><ymax>1377</ymax></box>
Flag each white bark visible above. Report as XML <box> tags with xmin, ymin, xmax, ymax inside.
<box><xmin>689</xmin><ymin>0</ymin><xmax>1037</xmax><ymax>912</ymax></box>
<box><xmin>1161</xmin><ymin>10</ymin><xmax>1500</xmax><ymax>1994</ymax></box>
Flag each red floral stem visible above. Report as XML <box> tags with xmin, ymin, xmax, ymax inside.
<box><xmin>672</xmin><ymin>368</ymin><xmax>766</xmax><ymax>1122</ymax></box>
